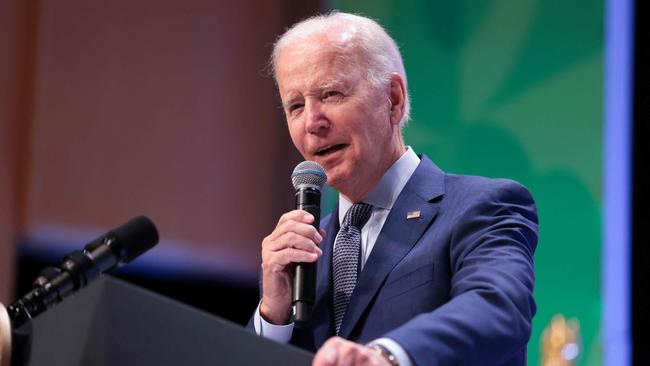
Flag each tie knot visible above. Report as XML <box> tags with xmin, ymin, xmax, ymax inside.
<box><xmin>342</xmin><ymin>203</ymin><xmax>373</xmax><ymax>229</ymax></box>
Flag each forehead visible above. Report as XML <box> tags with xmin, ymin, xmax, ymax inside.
<box><xmin>275</xmin><ymin>38</ymin><xmax>365</xmax><ymax>98</ymax></box>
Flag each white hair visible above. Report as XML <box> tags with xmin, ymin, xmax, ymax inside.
<box><xmin>271</xmin><ymin>12</ymin><xmax>411</xmax><ymax>127</ymax></box>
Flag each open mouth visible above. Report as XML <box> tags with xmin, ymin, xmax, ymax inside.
<box><xmin>316</xmin><ymin>144</ymin><xmax>347</xmax><ymax>157</ymax></box>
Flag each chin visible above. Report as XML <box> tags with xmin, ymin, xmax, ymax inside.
<box><xmin>325</xmin><ymin>174</ymin><xmax>344</xmax><ymax>190</ymax></box>
<box><xmin>326</xmin><ymin>171</ymin><xmax>353</xmax><ymax>192</ymax></box>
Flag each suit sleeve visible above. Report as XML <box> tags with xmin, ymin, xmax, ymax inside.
<box><xmin>384</xmin><ymin>179</ymin><xmax>538</xmax><ymax>365</ymax></box>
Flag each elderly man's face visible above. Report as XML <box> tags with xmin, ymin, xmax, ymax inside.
<box><xmin>275</xmin><ymin>39</ymin><xmax>401</xmax><ymax>200</ymax></box>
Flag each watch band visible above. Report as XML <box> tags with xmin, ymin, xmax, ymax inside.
<box><xmin>367</xmin><ymin>343</ymin><xmax>399</xmax><ymax>366</ymax></box>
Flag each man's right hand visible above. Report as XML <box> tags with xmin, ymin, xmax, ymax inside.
<box><xmin>260</xmin><ymin>210</ymin><xmax>325</xmax><ymax>325</ymax></box>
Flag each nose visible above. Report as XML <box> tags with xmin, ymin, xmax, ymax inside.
<box><xmin>305</xmin><ymin>100</ymin><xmax>329</xmax><ymax>134</ymax></box>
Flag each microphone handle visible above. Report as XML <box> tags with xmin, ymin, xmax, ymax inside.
<box><xmin>292</xmin><ymin>187</ymin><xmax>320</xmax><ymax>327</ymax></box>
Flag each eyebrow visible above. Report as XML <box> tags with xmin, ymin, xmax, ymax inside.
<box><xmin>320</xmin><ymin>79</ymin><xmax>346</xmax><ymax>90</ymax></box>
<box><xmin>281</xmin><ymin>79</ymin><xmax>349</xmax><ymax>109</ymax></box>
<box><xmin>282</xmin><ymin>95</ymin><xmax>302</xmax><ymax>110</ymax></box>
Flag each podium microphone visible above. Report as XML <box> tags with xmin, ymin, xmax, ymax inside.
<box><xmin>7</xmin><ymin>216</ymin><xmax>159</xmax><ymax>329</ymax></box>
<box><xmin>291</xmin><ymin>161</ymin><xmax>326</xmax><ymax>326</ymax></box>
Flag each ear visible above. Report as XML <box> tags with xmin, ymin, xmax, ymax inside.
<box><xmin>388</xmin><ymin>73</ymin><xmax>406</xmax><ymax>126</ymax></box>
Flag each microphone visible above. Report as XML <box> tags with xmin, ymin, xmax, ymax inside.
<box><xmin>7</xmin><ymin>216</ymin><xmax>159</xmax><ymax>329</ymax></box>
<box><xmin>291</xmin><ymin>161</ymin><xmax>327</xmax><ymax>326</ymax></box>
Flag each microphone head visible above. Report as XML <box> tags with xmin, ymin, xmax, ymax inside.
<box><xmin>292</xmin><ymin>161</ymin><xmax>327</xmax><ymax>191</ymax></box>
<box><xmin>109</xmin><ymin>216</ymin><xmax>159</xmax><ymax>263</ymax></box>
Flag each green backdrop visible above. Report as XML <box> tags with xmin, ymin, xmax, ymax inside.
<box><xmin>330</xmin><ymin>0</ymin><xmax>604</xmax><ymax>364</ymax></box>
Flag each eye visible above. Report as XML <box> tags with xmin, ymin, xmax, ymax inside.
<box><xmin>323</xmin><ymin>90</ymin><xmax>343</xmax><ymax>101</ymax></box>
<box><xmin>288</xmin><ymin>102</ymin><xmax>304</xmax><ymax>115</ymax></box>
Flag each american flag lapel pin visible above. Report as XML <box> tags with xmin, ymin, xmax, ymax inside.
<box><xmin>406</xmin><ymin>210</ymin><xmax>421</xmax><ymax>220</ymax></box>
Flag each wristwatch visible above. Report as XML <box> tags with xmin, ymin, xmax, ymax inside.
<box><xmin>367</xmin><ymin>343</ymin><xmax>399</xmax><ymax>366</ymax></box>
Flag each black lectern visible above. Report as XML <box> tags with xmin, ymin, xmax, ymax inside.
<box><xmin>11</xmin><ymin>276</ymin><xmax>313</xmax><ymax>366</ymax></box>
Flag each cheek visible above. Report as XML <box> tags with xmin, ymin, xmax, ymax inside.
<box><xmin>287</xmin><ymin>123</ymin><xmax>304</xmax><ymax>151</ymax></box>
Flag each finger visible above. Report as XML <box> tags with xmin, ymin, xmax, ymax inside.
<box><xmin>280</xmin><ymin>221</ymin><xmax>323</xmax><ymax>244</ymax></box>
<box><xmin>337</xmin><ymin>342</ymin><xmax>359</xmax><ymax>366</ymax></box>
<box><xmin>265</xmin><ymin>226</ymin><xmax>323</xmax><ymax>252</ymax></box>
<box><xmin>354</xmin><ymin>347</ymin><xmax>377</xmax><ymax>366</ymax></box>
<box><xmin>319</xmin><ymin>228</ymin><xmax>327</xmax><ymax>240</ymax></box>
<box><xmin>272</xmin><ymin>248</ymin><xmax>319</xmax><ymax>266</ymax></box>
<box><xmin>276</xmin><ymin>210</ymin><xmax>314</xmax><ymax>228</ymax></box>
<box><xmin>262</xmin><ymin>248</ymin><xmax>317</xmax><ymax>275</ymax></box>
<box><xmin>313</xmin><ymin>338</ymin><xmax>341</xmax><ymax>366</ymax></box>
<box><xmin>264</xmin><ymin>232</ymin><xmax>322</xmax><ymax>255</ymax></box>
<box><xmin>268</xmin><ymin>219</ymin><xmax>323</xmax><ymax>244</ymax></box>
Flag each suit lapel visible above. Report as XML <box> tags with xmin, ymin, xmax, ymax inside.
<box><xmin>337</xmin><ymin>156</ymin><xmax>445</xmax><ymax>339</ymax></box>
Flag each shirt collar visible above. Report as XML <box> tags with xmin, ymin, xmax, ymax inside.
<box><xmin>338</xmin><ymin>147</ymin><xmax>420</xmax><ymax>224</ymax></box>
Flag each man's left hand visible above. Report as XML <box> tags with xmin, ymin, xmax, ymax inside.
<box><xmin>312</xmin><ymin>337</ymin><xmax>393</xmax><ymax>366</ymax></box>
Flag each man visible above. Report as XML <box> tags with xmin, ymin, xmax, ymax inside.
<box><xmin>249</xmin><ymin>12</ymin><xmax>538</xmax><ymax>366</ymax></box>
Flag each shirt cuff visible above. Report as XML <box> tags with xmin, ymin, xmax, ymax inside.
<box><xmin>369</xmin><ymin>337</ymin><xmax>413</xmax><ymax>366</ymax></box>
<box><xmin>253</xmin><ymin>300</ymin><xmax>294</xmax><ymax>343</ymax></box>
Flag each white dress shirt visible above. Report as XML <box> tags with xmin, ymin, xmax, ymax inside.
<box><xmin>254</xmin><ymin>148</ymin><xmax>420</xmax><ymax>366</ymax></box>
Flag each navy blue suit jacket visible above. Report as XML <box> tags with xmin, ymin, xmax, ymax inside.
<box><xmin>257</xmin><ymin>156</ymin><xmax>538</xmax><ymax>365</ymax></box>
